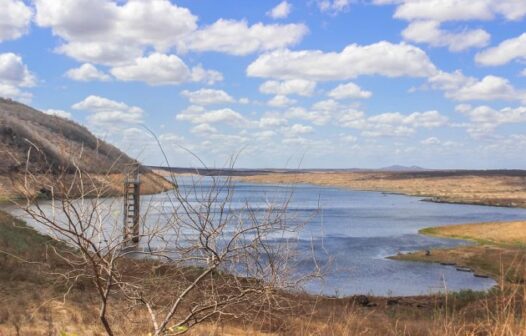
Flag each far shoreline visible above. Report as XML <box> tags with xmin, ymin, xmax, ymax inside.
<box><xmin>153</xmin><ymin>167</ymin><xmax>526</xmax><ymax>209</ymax></box>
<box><xmin>155</xmin><ymin>168</ymin><xmax>526</xmax><ymax>287</ymax></box>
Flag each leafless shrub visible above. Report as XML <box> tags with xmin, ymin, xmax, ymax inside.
<box><xmin>10</xmin><ymin>143</ymin><xmax>317</xmax><ymax>336</ymax></box>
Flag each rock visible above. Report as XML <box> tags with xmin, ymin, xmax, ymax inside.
<box><xmin>474</xmin><ymin>273</ymin><xmax>490</xmax><ymax>278</ymax></box>
<box><xmin>355</xmin><ymin>295</ymin><xmax>369</xmax><ymax>306</ymax></box>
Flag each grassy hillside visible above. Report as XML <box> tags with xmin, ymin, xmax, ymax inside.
<box><xmin>0</xmin><ymin>98</ymin><xmax>173</xmax><ymax>199</ymax></box>
<box><xmin>0</xmin><ymin>97</ymin><xmax>140</xmax><ymax>174</ymax></box>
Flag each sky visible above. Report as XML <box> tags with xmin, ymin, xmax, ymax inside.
<box><xmin>1</xmin><ymin>0</ymin><xmax>526</xmax><ymax>169</ymax></box>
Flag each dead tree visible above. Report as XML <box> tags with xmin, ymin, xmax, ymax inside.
<box><xmin>12</xmin><ymin>152</ymin><xmax>314</xmax><ymax>335</ymax></box>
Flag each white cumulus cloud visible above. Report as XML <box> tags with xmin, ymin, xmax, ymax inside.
<box><xmin>110</xmin><ymin>53</ymin><xmax>221</xmax><ymax>85</ymax></box>
<box><xmin>285</xmin><ymin>106</ymin><xmax>331</xmax><ymax>126</ymax></box>
<box><xmin>43</xmin><ymin>109</ymin><xmax>72</xmax><ymax>119</ymax></box>
<box><xmin>317</xmin><ymin>0</ymin><xmax>351</xmax><ymax>14</ymax></box>
<box><xmin>377</xmin><ymin>0</ymin><xmax>523</xmax><ymax>52</ymax></box>
<box><xmin>0</xmin><ymin>53</ymin><xmax>36</xmax><ymax>87</ymax></box>
<box><xmin>283</xmin><ymin>124</ymin><xmax>314</xmax><ymax>137</ymax></box>
<box><xmin>181</xmin><ymin>89</ymin><xmax>235</xmax><ymax>106</ymax></box>
<box><xmin>402</xmin><ymin>21</ymin><xmax>490</xmax><ymax>51</ymax></box>
<box><xmin>328</xmin><ymin>82</ymin><xmax>372</xmax><ymax>99</ymax></box>
<box><xmin>72</xmin><ymin>95</ymin><xmax>144</xmax><ymax>128</ymax></box>
<box><xmin>428</xmin><ymin>71</ymin><xmax>525</xmax><ymax>102</ymax></box>
<box><xmin>260</xmin><ymin>79</ymin><xmax>316</xmax><ymax>96</ymax></box>
<box><xmin>339</xmin><ymin>110</ymin><xmax>448</xmax><ymax>137</ymax></box>
<box><xmin>457</xmin><ymin>104</ymin><xmax>526</xmax><ymax>138</ymax></box>
<box><xmin>65</xmin><ymin>63</ymin><xmax>111</xmax><ymax>81</ymax></box>
<box><xmin>421</xmin><ymin>137</ymin><xmax>441</xmax><ymax>145</ymax></box>
<box><xmin>178</xmin><ymin>19</ymin><xmax>308</xmax><ymax>56</ymax></box>
<box><xmin>385</xmin><ymin>0</ymin><xmax>526</xmax><ymax>22</ymax></box>
<box><xmin>247</xmin><ymin>41</ymin><xmax>437</xmax><ymax>81</ymax></box>
<box><xmin>475</xmin><ymin>33</ymin><xmax>526</xmax><ymax>66</ymax></box>
<box><xmin>34</xmin><ymin>0</ymin><xmax>197</xmax><ymax>65</ymax></box>
<box><xmin>0</xmin><ymin>53</ymin><xmax>36</xmax><ymax>102</ymax></box>
<box><xmin>191</xmin><ymin>123</ymin><xmax>218</xmax><ymax>135</ymax></box>
<box><xmin>268</xmin><ymin>95</ymin><xmax>297</xmax><ymax>107</ymax></box>
<box><xmin>268</xmin><ymin>1</ymin><xmax>292</xmax><ymax>19</ymax></box>
<box><xmin>0</xmin><ymin>0</ymin><xmax>33</xmax><ymax>42</ymax></box>
<box><xmin>176</xmin><ymin>105</ymin><xmax>248</xmax><ymax>127</ymax></box>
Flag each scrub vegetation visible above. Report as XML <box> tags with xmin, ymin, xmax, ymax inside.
<box><xmin>1</xmin><ymin>102</ymin><xmax>526</xmax><ymax>335</ymax></box>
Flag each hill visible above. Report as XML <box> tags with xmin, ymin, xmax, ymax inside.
<box><xmin>0</xmin><ymin>98</ymin><xmax>173</xmax><ymax>199</ymax></box>
<box><xmin>379</xmin><ymin>165</ymin><xmax>428</xmax><ymax>172</ymax></box>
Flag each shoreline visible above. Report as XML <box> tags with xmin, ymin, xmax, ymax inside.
<box><xmin>0</xmin><ymin>206</ymin><xmax>506</xmax><ymax>300</ymax></box>
<box><xmin>231</xmin><ymin>172</ymin><xmax>526</xmax><ymax>289</ymax></box>
<box><xmin>232</xmin><ymin>170</ymin><xmax>526</xmax><ymax>209</ymax></box>
<box><xmin>2</xmin><ymin>198</ymin><xmax>525</xmax><ymax>333</ymax></box>
<box><xmin>3</xmin><ymin>173</ymin><xmax>524</xmax><ymax>298</ymax></box>
<box><xmin>157</xmin><ymin>169</ymin><xmax>526</xmax><ymax>288</ymax></box>
<box><xmin>392</xmin><ymin>221</ymin><xmax>526</xmax><ymax>286</ymax></box>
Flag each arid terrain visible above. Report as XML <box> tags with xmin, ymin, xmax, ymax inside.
<box><xmin>393</xmin><ymin>221</ymin><xmax>526</xmax><ymax>284</ymax></box>
<box><xmin>238</xmin><ymin>170</ymin><xmax>526</xmax><ymax>208</ymax></box>
<box><xmin>1</xmin><ymin>102</ymin><xmax>526</xmax><ymax>335</ymax></box>
<box><xmin>420</xmin><ymin>221</ymin><xmax>526</xmax><ymax>247</ymax></box>
<box><xmin>0</xmin><ymin>98</ymin><xmax>173</xmax><ymax>201</ymax></box>
<box><xmin>1</xmin><ymin>209</ymin><xmax>526</xmax><ymax>336</ymax></box>
<box><xmin>2</xmin><ymin>167</ymin><xmax>526</xmax><ymax>334</ymax></box>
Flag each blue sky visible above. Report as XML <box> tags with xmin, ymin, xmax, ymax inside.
<box><xmin>1</xmin><ymin>0</ymin><xmax>526</xmax><ymax>169</ymax></box>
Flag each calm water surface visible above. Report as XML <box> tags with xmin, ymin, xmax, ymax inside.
<box><xmin>5</xmin><ymin>176</ymin><xmax>526</xmax><ymax>296</ymax></box>
<box><xmin>220</xmin><ymin>180</ymin><xmax>526</xmax><ymax>296</ymax></box>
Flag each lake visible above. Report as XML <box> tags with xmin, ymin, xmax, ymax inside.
<box><xmin>5</xmin><ymin>176</ymin><xmax>526</xmax><ymax>296</ymax></box>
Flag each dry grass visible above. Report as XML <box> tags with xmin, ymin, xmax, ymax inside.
<box><xmin>2</xmin><ymin>209</ymin><xmax>526</xmax><ymax>336</ymax></box>
<box><xmin>238</xmin><ymin>171</ymin><xmax>526</xmax><ymax>208</ymax></box>
<box><xmin>421</xmin><ymin>221</ymin><xmax>526</xmax><ymax>247</ymax></box>
<box><xmin>0</xmin><ymin>98</ymin><xmax>175</xmax><ymax>200</ymax></box>
<box><xmin>394</xmin><ymin>220</ymin><xmax>526</xmax><ymax>283</ymax></box>
<box><xmin>0</xmin><ymin>171</ymin><xmax>173</xmax><ymax>201</ymax></box>
<box><xmin>3</xmin><ymin>167</ymin><xmax>526</xmax><ymax>335</ymax></box>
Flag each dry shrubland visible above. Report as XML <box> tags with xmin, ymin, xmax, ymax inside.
<box><xmin>0</xmin><ymin>98</ymin><xmax>134</xmax><ymax>174</ymax></box>
<box><xmin>1</xmin><ymin>193</ymin><xmax>526</xmax><ymax>335</ymax></box>
<box><xmin>0</xmin><ymin>98</ymin><xmax>173</xmax><ymax>200</ymax></box>
<box><xmin>2</xmin><ymin>99</ymin><xmax>526</xmax><ymax>335</ymax></box>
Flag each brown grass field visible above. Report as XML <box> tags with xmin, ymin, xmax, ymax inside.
<box><xmin>238</xmin><ymin>170</ymin><xmax>526</xmax><ymax>208</ymax></box>
<box><xmin>0</xmin><ymin>172</ymin><xmax>174</xmax><ymax>202</ymax></box>
<box><xmin>393</xmin><ymin>221</ymin><xmax>526</xmax><ymax>284</ymax></box>
<box><xmin>421</xmin><ymin>221</ymin><xmax>526</xmax><ymax>247</ymax></box>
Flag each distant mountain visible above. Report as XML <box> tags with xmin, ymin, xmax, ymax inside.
<box><xmin>379</xmin><ymin>165</ymin><xmax>428</xmax><ymax>172</ymax></box>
